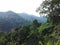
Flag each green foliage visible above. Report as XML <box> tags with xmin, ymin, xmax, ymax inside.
<box><xmin>38</xmin><ymin>23</ymin><xmax>53</xmax><ymax>33</ymax></box>
<box><xmin>37</xmin><ymin>0</ymin><xmax>60</xmax><ymax>24</ymax></box>
<box><xmin>0</xmin><ymin>0</ymin><xmax>60</xmax><ymax>45</ymax></box>
<box><xmin>1</xmin><ymin>1</ymin><xmax>60</xmax><ymax>44</ymax></box>
<box><xmin>36</xmin><ymin>0</ymin><xmax>60</xmax><ymax>44</ymax></box>
<box><xmin>7</xmin><ymin>41</ymin><xmax>16</xmax><ymax>45</ymax></box>
<box><xmin>47</xmin><ymin>40</ymin><xmax>52</xmax><ymax>45</ymax></box>
<box><xmin>0</xmin><ymin>18</ymin><xmax>60</xmax><ymax>45</ymax></box>
<box><xmin>56</xmin><ymin>40</ymin><xmax>60</xmax><ymax>45</ymax></box>
<box><xmin>0</xmin><ymin>36</ymin><xmax>7</xmax><ymax>45</ymax></box>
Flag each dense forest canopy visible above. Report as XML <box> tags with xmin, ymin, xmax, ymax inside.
<box><xmin>0</xmin><ymin>0</ymin><xmax>60</xmax><ymax>45</ymax></box>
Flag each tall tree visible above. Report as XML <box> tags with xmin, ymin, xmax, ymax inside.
<box><xmin>36</xmin><ymin>0</ymin><xmax>60</xmax><ymax>23</ymax></box>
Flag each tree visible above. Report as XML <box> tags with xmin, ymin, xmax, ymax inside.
<box><xmin>32</xmin><ymin>19</ymin><xmax>41</xmax><ymax>28</ymax></box>
<box><xmin>36</xmin><ymin>0</ymin><xmax>60</xmax><ymax>24</ymax></box>
<box><xmin>0</xmin><ymin>36</ymin><xmax>7</xmax><ymax>45</ymax></box>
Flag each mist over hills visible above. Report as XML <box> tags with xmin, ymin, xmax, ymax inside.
<box><xmin>18</xmin><ymin>13</ymin><xmax>47</xmax><ymax>23</ymax></box>
<box><xmin>0</xmin><ymin>11</ymin><xmax>47</xmax><ymax>32</ymax></box>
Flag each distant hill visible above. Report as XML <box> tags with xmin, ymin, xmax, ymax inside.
<box><xmin>0</xmin><ymin>11</ymin><xmax>30</xmax><ymax>31</ymax></box>
<box><xmin>0</xmin><ymin>11</ymin><xmax>47</xmax><ymax>32</ymax></box>
<box><xmin>18</xmin><ymin>13</ymin><xmax>47</xmax><ymax>23</ymax></box>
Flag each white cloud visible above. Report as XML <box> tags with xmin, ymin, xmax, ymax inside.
<box><xmin>0</xmin><ymin>0</ymin><xmax>43</xmax><ymax>16</ymax></box>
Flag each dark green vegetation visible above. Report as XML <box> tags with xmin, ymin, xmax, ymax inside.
<box><xmin>0</xmin><ymin>0</ymin><xmax>60</xmax><ymax>45</ymax></box>
<box><xmin>0</xmin><ymin>19</ymin><xmax>60</xmax><ymax>45</ymax></box>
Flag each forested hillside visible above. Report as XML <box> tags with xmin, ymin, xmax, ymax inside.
<box><xmin>0</xmin><ymin>0</ymin><xmax>60</xmax><ymax>45</ymax></box>
<box><xmin>0</xmin><ymin>19</ymin><xmax>60</xmax><ymax>45</ymax></box>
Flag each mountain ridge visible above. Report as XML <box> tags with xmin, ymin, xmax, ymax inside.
<box><xmin>0</xmin><ymin>11</ymin><xmax>47</xmax><ymax>32</ymax></box>
<box><xmin>18</xmin><ymin>13</ymin><xmax>47</xmax><ymax>23</ymax></box>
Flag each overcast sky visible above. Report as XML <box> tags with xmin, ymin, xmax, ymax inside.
<box><xmin>0</xmin><ymin>0</ymin><xmax>43</xmax><ymax>16</ymax></box>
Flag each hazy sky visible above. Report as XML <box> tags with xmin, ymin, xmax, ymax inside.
<box><xmin>0</xmin><ymin>0</ymin><xmax>43</xmax><ymax>16</ymax></box>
